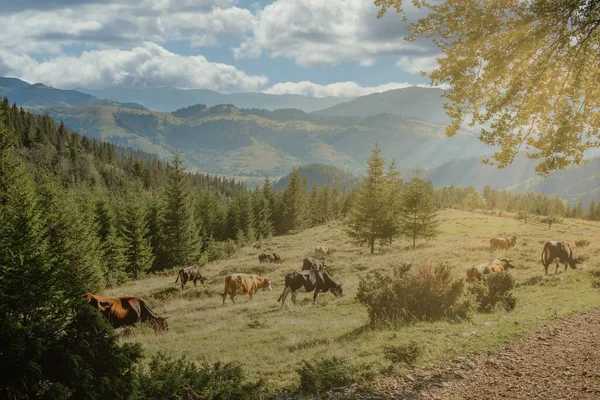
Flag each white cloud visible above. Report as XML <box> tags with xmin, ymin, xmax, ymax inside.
<box><xmin>396</xmin><ymin>55</ymin><xmax>440</xmax><ymax>75</ymax></box>
<box><xmin>0</xmin><ymin>43</ymin><xmax>268</xmax><ymax>91</ymax></box>
<box><xmin>264</xmin><ymin>81</ymin><xmax>440</xmax><ymax>98</ymax></box>
<box><xmin>0</xmin><ymin>1</ymin><xmax>256</xmax><ymax>55</ymax></box>
<box><xmin>239</xmin><ymin>0</ymin><xmax>434</xmax><ymax>67</ymax></box>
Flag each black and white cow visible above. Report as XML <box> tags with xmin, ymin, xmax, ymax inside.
<box><xmin>541</xmin><ymin>241</ymin><xmax>579</xmax><ymax>275</ymax></box>
<box><xmin>302</xmin><ymin>257</ymin><xmax>326</xmax><ymax>271</ymax></box>
<box><xmin>277</xmin><ymin>270</ymin><xmax>343</xmax><ymax>307</ymax></box>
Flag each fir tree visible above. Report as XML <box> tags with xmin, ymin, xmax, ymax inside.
<box><xmin>252</xmin><ymin>188</ymin><xmax>273</xmax><ymax>239</ymax></box>
<box><xmin>587</xmin><ymin>200</ymin><xmax>596</xmax><ymax>220</ymax></box>
<box><xmin>282</xmin><ymin>169</ymin><xmax>310</xmax><ymax>232</ymax></box>
<box><xmin>161</xmin><ymin>153</ymin><xmax>201</xmax><ymax>269</ymax></box>
<box><xmin>196</xmin><ymin>190</ymin><xmax>226</xmax><ymax>246</ymax></box>
<box><xmin>331</xmin><ymin>177</ymin><xmax>342</xmax><ymax>219</ymax></box>
<box><xmin>380</xmin><ymin>159</ymin><xmax>402</xmax><ymax>245</ymax></box>
<box><xmin>573</xmin><ymin>201</ymin><xmax>584</xmax><ymax>219</ymax></box>
<box><xmin>94</xmin><ymin>197</ymin><xmax>127</xmax><ymax>286</ymax></box>
<box><xmin>0</xmin><ymin>164</ymin><xmax>142</xmax><ymax>399</ymax></box>
<box><xmin>120</xmin><ymin>190</ymin><xmax>154</xmax><ymax>279</ymax></box>
<box><xmin>399</xmin><ymin>169</ymin><xmax>438</xmax><ymax>249</ymax></box>
<box><xmin>226</xmin><ymin>193</ymin><xmax>255</xmax><ymax>243</ymax></box>
<box><xmin>309</xmin><ymin>182</ymin><xmax>319</xmax><ymax>226</ymax></box>
<box><xmin>38</xmin><ymin>176</ymin><xmax>104</xmax><ymax>292</ymax></box>
<box><xmin>346</xmin><ymin>145</ymin><xmax>391</xmax><ymax>254</ymax></box>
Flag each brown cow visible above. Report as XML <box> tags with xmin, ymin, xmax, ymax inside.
<box><xmin>222</xmin><ymin>273</ymin><xmax>272</xmax><ymax>305</ymax></box>
<box><xmin>314</xmin><ymin>246</ymin><xmax>332</xmax><ymax>256</ymax></box>
<box><xmin>175</xmin><ymin>264</ymin><xmax>207</xmax><ymax>291</ymax></box>
<box><xmin>83</xmin><ymin>294</ymin><xmax>168</xmax><ymax>333</ymax></box>
<box><xmin>541</xmin><ymin>241</ymin><xmax>579</xmax><ymax>275</ymax></box>
<box><xmin>489</xmin><ymin>236</ymin><xmax>517</xmax><ymax>252</ymax></box>
<box><xmin>258</xmin><ymin>252</ymin><xmax>283</xmax><ymax>263</ymax></box>
<box><xmin>466</xmin><ymin>259</ymin><xmax>516</xmax><ymax>282</ymax></box>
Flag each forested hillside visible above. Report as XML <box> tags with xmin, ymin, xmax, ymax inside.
<box><xmin>274</xmin><ymin>163</ymin><xmax>360</xmax><ymax>191</ymax></box>
<box><xmin>41</xmin><ymin>102</ymin><xmax>489</xmax><ymax>177</ymax></box>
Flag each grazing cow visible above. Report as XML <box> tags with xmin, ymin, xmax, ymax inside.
<box><xmin>489</xmin><ymin>236</ymin><xmax>517</xmax><ymax>252</ymax></box>
<box><xmin>175</xmin><ymin>264</ymin><xmax>207</xmax><ymax>291</ymax></box>
<box><xmin>259</xmin><ymin>253</ymin><xmax>274</xmax><ymax>263</ymax></box>
<box><xmin>314</xmin><ymin>246</ymin><xmax>332</xmax><ymax>257</ymax></box>
<box><xmin>277</xmin><ymin>270</ymin><xmax>343</xmax><ymax>307</ymax></box>
<box><xmin>272</xmin><ymin>253</ymin><xmax>283</xmax><ymax>263</ymax></box>
<box><xmin>222</xmin><ymin>273</ymin><xmax>272</xmax><ymax>305</ymax></box>
<box><xmin>83</xmin><ymin>294</ymin><xmax>168</xmax><ymax>333</ymax></box>
<box><xmin>258</xmin><ymin>252</ymin><xmax>283</xmax><ymax>263</ymax></box>
<box><xmin>541</xmin><ymin>241</ymin><xmax>579</xmax><ymax>275</ymax></box>
<box><xmin>466</xmin><ymin>259</ymin><xmax>516</xmax><ymax>282</ymax></box>
<box><xmin>302</xmin><ymin>257</ymin><xmax>326</xmax><ymax>271</ymax></box>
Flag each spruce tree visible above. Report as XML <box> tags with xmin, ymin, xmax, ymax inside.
<box><xmin>331</xmin><ymin>177</ymin><xmax>342</xmax><ymax>219</ymax></box>
<box><xmin>196</xmin><ymin>190</ymin><xmax>226</xmax><ymax>246</ymax></box>
<box><xmin>0</xmin><ymin>165</ymin><xmax>142</xmax><ymax>399</ymax></box>
<box><xmin>282</xmin><ymin>169</ymin><xmax>310</xmax><ymax>232</ymax></box>
<box><xmin>346</xmin><ymin>145</ymin><xmax>391</xmax><ymax>254</ymax></box>
<box><xmin>252</xmin><ymin>188</ymin><xmax>273</xmax><ymax>239</ymax></box>
<box><xmin>226</xmin><ymin>193</ymin><xmax>255</xmax><ymax>244</ymax></box>
<box><xmin>380</xmin><ymin>159</ymin><xmax>402</xmax><ymax>245</ymax></box>
<box><xmin>399</xmin><ymin>169</ymin><xmax>438</xmax><ymax>249</ymax></box>
<box><xmin>587</xmin><ymin>200</ymin><xmax>596</xmax><ymax>220</ymax></box>
<box><xmin>94</xmin><ymin>197</ymin><xmax>128</xmax><ymax>286</ymax></box>
<box><xmin>120</xmin><ymin>190</ymin><xmax>154</xmax><ymax>279</ymax></box>
<box><xmin>161</xmin><ymin>153</ymin><xmax>201</xmax><ymax>269</ymax></box>
<box><xmin>38</xmin><ymin>177</ymin><xmax>104</xmax><ymax>292</ymax></box>
<box><xmin>573</xmin><ymin>201</ymin><xmax>584</xmax><ymax>219</ymax></box>
<box><xmin>310</xmin><ymin>182</ymin><xmax>320</xmax><ymax>226</ymax></box>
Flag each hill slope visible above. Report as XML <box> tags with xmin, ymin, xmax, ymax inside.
<box><xmin>274</xmin><ymin>164</ymin><xmax>360</xmax><ymax>191</ymax></box>
<box><xmin>77</xmin><ymin>86</ymin><xmax>347</xmax><ymax>112</ymax></box>
<box><xmin>39</xmin><ymin>103</ymin><xmax>489</xmax><ymax>177</ymax></box>
<box><xmin>427</xmin><ymin>155</ymin><xmax>600</xmax><ymax>207</ymax></box>
<box><xmin>0</xmin><ymin>77</ymin><xmax>145</xmax><ymax>109</ymax></box>
<box><xmin>313</xmin><ymin>86</ymin><xmax>449</xmax><ymax>123</ymax></box>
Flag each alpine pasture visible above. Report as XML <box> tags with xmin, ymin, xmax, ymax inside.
<box><xmin>105</xmin><ymin>209</ymin><xmax>600</xmax><ymax>390</ymax></box>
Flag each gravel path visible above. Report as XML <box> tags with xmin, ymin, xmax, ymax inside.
<box><xmin>325</xmin><ymin>308</ymin><xmax>600</xmax><ymax>399</ymax></box>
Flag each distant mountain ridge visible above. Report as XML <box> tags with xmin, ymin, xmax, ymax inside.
<box><xmin>0</xmin><ymin>77</ymin><xmax>145</xmax><ymax>109</ymax></box>
<box><xmin>313</xmin><ymin>86</ymin><xmax>450</xmax><ymax>123</ymax></box>
<box><xmin>427</xmin><ymin>155</ymin><xmax>600</xmax><ymax>207</ymax></box>
<box><xmin>77</xmin><ymin>86</ymin><xmax>348</xmax><ymax>112</ymax></box>
<box><xmin>37</xmin><ymin>100</ymin><xmax>489</xmax><ymax>177</ymax></box>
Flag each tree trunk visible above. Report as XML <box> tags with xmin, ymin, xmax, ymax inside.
<box><xmin>370</xmin><ymin>234</ymin><xmax>375</xmax><ymax>254</ymax></box>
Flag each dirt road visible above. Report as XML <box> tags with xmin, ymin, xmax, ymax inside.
<box><xmin>326</xmin><ymin>308</ymin><xmax>600</xmax><ymax>399</ymax></box>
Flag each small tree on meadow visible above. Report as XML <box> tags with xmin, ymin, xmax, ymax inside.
<box><xmin>346</xmin><ymin>145</ymin><xmax>397</xmax><ymax>254</ymax></box>
<box><xmin>399</xmin><ymin>169</ymin><xmax>438</xmax><ymax>249</ymax></box>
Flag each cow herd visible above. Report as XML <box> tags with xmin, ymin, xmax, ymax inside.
<box><xmin>83</xmin><ymin>236</ymin><xmax>583</xmax><ymax>334</ymax></box>
<box><xmin>465</xmin><ymin>236</ymin><xmax>582</xmax><ymax>283</ymax></box>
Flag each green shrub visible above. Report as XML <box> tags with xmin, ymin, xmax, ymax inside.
<box><xmin>469</xmin><ymin>272</ymin><xmax>517</xmax><ymax>312</ymax></box>
<box><xmin>222</xmin><ymin>239</ymin><xmax>238</xmax><ymax>258</ymax></box>
<box><xmin>383</xmin><ymin>342</ymin><xmax>421</xmax><ymax>366</ymax></box>
<box><xmin>296</xmin><ymin>357</ymin><xmax>372</xmax><ymax>396</ymax></box>
<box><xmin>357</xmin><ymin>263</ymin><xmax>472</xmax><ymax>325</ymax></box>
<box><xmin>137</xmin><ymin>352</ymin><xmax>264</xmax><ymax>400</ymax></box>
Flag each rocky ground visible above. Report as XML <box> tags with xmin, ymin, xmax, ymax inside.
<box><xmin>325</xmin><ymin>308</ymin><xmax>600</xmax><ymax>399</ymax></box>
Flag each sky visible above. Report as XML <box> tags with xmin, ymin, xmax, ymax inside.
<box><xmin>0</xmin><ymin>0</ymin><xmax>441</xmax><ymax>98</ymax></box>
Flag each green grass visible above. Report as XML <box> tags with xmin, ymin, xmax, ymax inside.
<box><xmin>104</xmin><ymin>209</ymin><xmax>600</xmax><ymax>390</ymax></box>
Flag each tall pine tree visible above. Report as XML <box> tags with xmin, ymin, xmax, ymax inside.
<box><xmin>346</xmin><ymin>145</ymin><xmax>393</xmax><ymax>254</ymax></box>
<box><xmin>161</xmin><ymin>153</ymin><xmax>201</xmax><ymax>269</ymax></box>
<box><xmin>120</xmin><ymin>190</ymin><xmax>154</xmax><ymax>279</ymax></box>
<box><xmin>399</xmin><ymin>169</ymin><xmax>438</xmax><ymax>249</ymax></box>
<box><xmin>282</xmin><ymin>169</ymin><xmax>310</xmax><ymax>233</ymax></box>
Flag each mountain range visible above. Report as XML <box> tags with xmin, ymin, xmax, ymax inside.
<box><xmin>2</xmin><ymin>76</ymin><xmax>598</xmax><ymax>206</ymax></box>
<box><xmin>77</xmin><ymin>86</ymin><xmax>348</xmax><ymax>112</ymax></box>
<box><xmin>0</xmin><ymin>77</ymin><xmax>145</xmax><ymax>109</ymax></box>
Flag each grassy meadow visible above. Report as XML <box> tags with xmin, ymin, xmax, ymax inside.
<box><xmin>104</xmin><ymin>209</ymin><xmax>600</xmax><ymax>391</ymax></box>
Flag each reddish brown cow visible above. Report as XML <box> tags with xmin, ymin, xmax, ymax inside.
<box><xmin>222</xmin><ymin>273</ymin><xmax>272</xmax><ymax>305</ymax></box>
<box><xmin>83</xmin><ymin>293</ymin><xmax>168</xmax><ymax>333</ymax></box>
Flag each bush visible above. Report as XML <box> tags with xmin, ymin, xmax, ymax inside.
<box><xmin>222</xmin><ymin>239</ymin><xmax>238</xmax><ymax>258</ymax></box>
<box><xmin>357</xmin><ymin>263</ymin><xmax>472</xmax><ymax>325</ymax></box>
<box><xmin>137</xmin><ymin>352</ymin><xmax>264</xmax><ymax>400</ymax></box>
<box><xmin>383</xmin><ymin>342</ymin><xmax>421</xmax><ymax>366</ymax></box>
<box><xmin>296</xmin><ymin>357</ymin><xmax>372</xmax><ymax>396</ymax></box>
<box><xmin>575</xmin><ymin>239</ymin><xmax>591</xmax><ymax>248</ymax></box>
<box><xmin>469</xmin><ymin>272</ymin><xmax>517</xmax><ymax>312</ymax></box>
